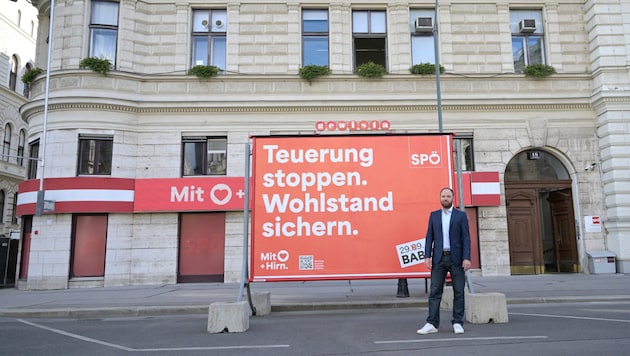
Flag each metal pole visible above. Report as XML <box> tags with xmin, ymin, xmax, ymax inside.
<box><xmin>36</xmin><ymin>0</ymin><xmax>55</xmax><ymax>216</ymax></box>
<box><xmin>237</xmin><ymin>142</ymin><xmax>251</xmax><ymax>302</ymax></box>
<box><xmin>434</xmin><ymin>0</ymin><xmax>443</xmax><ymax>133</ymax></box>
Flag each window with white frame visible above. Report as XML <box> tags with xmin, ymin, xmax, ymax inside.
<box><xmin>510</xmin><ymin>10</ymin><xmax>545</xmax><ymax>73</ymax></box>
<box><xmin>191</xmin><ymin>9</ymin><xmax>227</xmax><ymax>71</ymax></box>
<box><xmin>182</xmin><ymin>137</ymin><xmax>227</xmax><ymax>176</ymax></box>
<box><xmin>302</xmin><ymin>9</ymin><xmax>329</xmax><ymax>66</ymax></box>
<box><xmin>352</xmin><ymin>10</ymin><xmax>387</xmax><ymax>70</ymax></box>
<box><xmin>9</xmin><ymin>55</ymin><xmax>18</xmax><ymax>91</ymax></box>
<box><xmin>89</xmin><ymin>0</ymin><xmax>119</xmax><ymax>63</ymax></box>
<box><xmin>410</xmin><ymin>9</ymin><xmax>436</xmax><ymax>65</ymax></box>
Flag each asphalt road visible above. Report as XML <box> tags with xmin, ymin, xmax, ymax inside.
<box><xmin>2</xmin><ymin>301</ymin><xmax>629</xmax><ymax>355</ymax></box>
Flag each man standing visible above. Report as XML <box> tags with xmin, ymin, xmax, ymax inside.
<box><xmin>417</xmin><ymin>187</ymin><xmax>471</xmax><ymax>335</ymax></box>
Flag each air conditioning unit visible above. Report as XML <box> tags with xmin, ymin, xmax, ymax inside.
<box><xmin>518</xmin><ymin>19</ymin><xmax>536</xmax><ymax>33</ymax></box>
<box><xmin>414</xmin><ymin>17</ymin><xmax>433</xmax><ymax>33</ymax></box>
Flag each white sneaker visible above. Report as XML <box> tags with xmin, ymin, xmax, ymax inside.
<box><xmin>417</xmin><ymin>323</ymin><xmax>438</xmax><ymax>335</ymax></box>
<box><xmin>453</xmin><ymin>323</ymin><xmax>464</xmax><ymax>334</ymax></box>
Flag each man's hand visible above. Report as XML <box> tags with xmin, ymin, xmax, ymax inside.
<box><xmin>425</xmin><ymin>257</ymin><xmax>432</xmax><ymax>270</ymax></box>
<box><xmin>462</xmin><ymin>259</ymin><xmax>471</xmax><ymax>271</ymax></box>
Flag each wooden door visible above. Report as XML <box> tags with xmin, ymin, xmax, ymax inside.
<box><xmin>71</xmin><ymin>215</ymin><xmax>108</xmax><ymax>277</ymax></box>
<box><xmin>506</xmin><ymin>188</ymin><xmax>543</xmax><ymax>274</ymax></box>
<box><xmin>548</xmin><ymin>189</ymin><xmax>579</xmax><ymax>272</ymax></box>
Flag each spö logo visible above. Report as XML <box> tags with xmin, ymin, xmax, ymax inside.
<box><xmin>410</xmin><ymin>150</ymin><xmax>442</xmax><ymax>167</ymax></box>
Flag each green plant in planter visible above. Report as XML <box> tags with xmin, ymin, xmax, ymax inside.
<box><xmin>356</xmin><ymin>62</ymin><xmax>386</xmax><ymax>78</ymax></box>
<box><xmin>522</xmin><ymin>63</ymin><xmax>556</xmax><ymax>78</ymax></box>
<box><xmin>21</xmin><ymin>67</ymin><xmax>45</xmax><ymax>83</ymax></box>
<box><xmin>410</xmin><ymin>62</ymin><xmax>444</xmax><ymax>75</ymax></box>
<box><xmin>188</xmin><ymin>65</ymin><xmax>220</xmax><ymax>78</ymax></box>
<box><xmin>79</xmin><ymin>57</ymin><xmax>112</xmax><ymax>75</ymax></box>
<box><xmin>298</xmin><ymin>65</ymin><xmax>331</xmax><ymax>83</ymax></box>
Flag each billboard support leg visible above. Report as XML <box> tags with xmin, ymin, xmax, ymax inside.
<box><xmin>238</xmin><ymin>142</ymin><xmax>256</xmax><ymax>315</ymax></box>
<box><xmin>397</xmin><ymin>278</ymin><xmax>410</xmax><ymax>298</ymax></box>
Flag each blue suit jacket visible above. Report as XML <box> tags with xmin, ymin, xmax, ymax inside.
<box><xmin>424</xmin><ymin>208</ymin><xmax>471</xmax><ymax>266</ymax></box>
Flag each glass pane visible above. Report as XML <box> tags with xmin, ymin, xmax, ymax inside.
<box><xmin>304</xmin><ymin>36</ymin><xmax>329</xmax><ymax>66</ymax></box>
<box><xmin>90</xmin><ymin>28</ymin><xmax>117</xmax><ymax>61</ymax></box>
<box><xmin>96</xmin><ymin>140</ymin><xmax>112</xmax><ymax>175</ymax></box>
<box><xmin>192</xmin><ymin>10</ymin><xmax>209</xmax><ymax>32</ymax></box>
<box><xmin>353</xmin><ymin>11</ymin><xmax>368</xmax><ymax>33</ymax></box>
<box><xmin>207</xmin><ymin>138</ymin><xmax>226</xmax><ymax>175</ymax></box>
<box><xmin>303</xmin><ymin>10</ymin><xmax>328</xmax><ymax>32</ymax></box>
<box><xmin>411</xmin><ymin>36</ymin><xmax>435</xmax><ymax>64</ymax></box>
<box><xmin>527</xmin><ymin>36</ymin><xmax>544</xmax><ymax>64</ymax></box>
<box><xmin>354</xmin><ymin>37</ymin><xmax>386</xmax><ymax>68</ymax></box>
<box><xmin>505</xmin><ymin>151</ymin><xmax>569</xmax><ymax>181</ymax></box>
<box><xmin>211</xmin><ymin>37</ymin><xmax>226</xmax><ymax>70</ymax></box>
<box><xmin>91</xmin><ymin>1</ymin><xmax>119</xmax><ymax>26</ymax></box>
<box><xmin>370</xmin><ymin>11</ymin><xmax>386</xmax><ymax>33</ymax></box>
<box><xmin>512</xmin><ymin>37</ymin><xmax>526</xmax><ymax>73</ymax></box>
<box><xmin>79</xmin><ymin>140</ymin><xmax>96</xmax><ymax>175</ymax></box>
<box><xmin>183</xmin><ymin>142</ymin><xmax>204</xmax><ymax>176</ymax></box>
<box><xmin>211</xmin><ymin>10</ymin><xmax>227</xmax><ymax>32</ymax></box>
<box><xmin>192</xmin><ymin>36</ymin><xmax>208</xmax><ymax>66</ymax></box>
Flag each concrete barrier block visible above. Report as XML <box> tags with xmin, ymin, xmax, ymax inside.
<box><xmin>440</xmin><ymin>286</ymin><xmax>453</xmax><ymax>310</ymax></box>
<box><xmin>207</xmin><ymin>301</ymin><xmax>249</xmax><ymax>333</ymax></box>
<box><xmin>250</xmin><ymin>291</ymin><xmax>271</xmax><ymax>316</ymax></box>
<box><xmin>465</xmin><ymin>292</ymin><xmax>508</xmax><ymax>324</ymax></box>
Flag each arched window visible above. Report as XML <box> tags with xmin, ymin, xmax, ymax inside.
<box><xmin>23</xmin><ymin>63</ymin><xmax>32</xmax><ymax>97</ymax></box>
<box><xmin>17</xmin><ymin>10</ymin><xmax>22</xmax><ymax>27</ymax></box>
<box><xmin>505</xmin><ymin>150</ymin><xmax>570</xmax><ymax>181</ymax></box>
<box><xmin>10</xmin><ymin>55</ymin><xmax>19</xmax><ymax>91</ymax></box>
<box><xmin>0</xmin><ymin>190</ymin><xmax>5</xmax><ymax>223</ymax></box>
<box><xmin>3</xmin><ymin>124</ymin><xmax>12</xmax><ymax>162</ymax></box>
<box><xmin>18</xmin><ymin>130</ymin><xmax>26</xmax><ymax>165</ymax></box>
<box><xmin>11</xmin><ymin>193</ymin><xmax>18</xmax><ymax>225</ymax></box>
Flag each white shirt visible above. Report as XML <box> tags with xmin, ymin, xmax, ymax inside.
<box><xmin>441</xmin><ymin>207</ymin><xmax>453</xmax><ymax>251</ymax></box>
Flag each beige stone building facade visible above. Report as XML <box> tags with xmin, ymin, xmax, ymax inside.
<box><xmin>15</xmin><ymin>0</ymin><xmax>629</xmax><ymax>289</ymax></box>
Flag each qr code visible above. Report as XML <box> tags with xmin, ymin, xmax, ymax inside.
<box><xmin>299</xmin><ymin>255</ymin><xmax>314</xmax><ymax>270</ymax></box>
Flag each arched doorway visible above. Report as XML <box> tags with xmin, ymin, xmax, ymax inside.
<box><xmin>505</xmin><ymin>150</ymin><xmax>579</xmax><ymax>274</ymax></box>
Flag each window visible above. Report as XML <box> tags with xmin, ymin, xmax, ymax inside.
<box><xmin>0</xmin><ymin>190</ymin><xmax>4</xmax><ymax>223</ymax></box>
<box><xmin>3</xmin><ymin>124</ymin><xmax>12</xmax><ymax>162</ymax></box>
<box><xmin>510</xmin><ymin>10</ymin><xmax>545</xmax><ymax>73</ymax></box>
<box><xmin>78</xmin><ymin>137</ymin><xmax>113</xmax><ymax>175</ymax></box>
<box><xmin>182</xmin><ymin>137</ymin><xmax>227</xmax><ymax>176</ymax></box>
<box><xmin>191</xmin><ymin>9</ymin><xmax>227</xmax><ymax>70</ymax></box>
<box><xmin>454</xmin><ymin>137</ymin><xmax>474</xmax><ymax>172</ymax></box>
<box><xmin>9</xmin><ymin>55</ymin><xmax>18</xmax><ymax>91</ymax></box>
<box><xmin>23</xmin><ymin>63</ymin><xmax>32</xmax><ymax>97</ymax></box>
<box><xmin>302</xmin><ymin>9</ymin><xmax>329</xmax><ymax>66</ymax></box>
<box><xmin>410</xmin><ymin>9</ymin><xmax>436</xmax><ymax>65</ymax></box>
<box><xmin>352</xmin><ymin>10</ymin><xmax>387</xmax><ymax>70</ymax></box>
<box><xmin>27</xmin><ymin>140</ymin><xmax>39</xmax><ymax>180</ymax></box>
<box><xmin>11</xmin><ymin>193</ymin><xmax>18</xmax><ymax>225</ymax></box>
<box><xmin>17</xmin><ymin>130</ymin><xmax>25</xmax><ymax>165</ymax></box>
<box><xmin>89</xmin><ymin>0</ymin><xmax>119</xmax><ymax>63</ymax></box>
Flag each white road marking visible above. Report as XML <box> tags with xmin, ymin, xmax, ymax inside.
<box><xmin>17</xmin><ymin>319</ymin><xmax>290</xmax><ymax>352</ymax></box>
<box><xmin>375</xmin><ymin>336</ymin><xmax>548</xmax><ymax>344</ymax></box>
<box><xmin>511</xmin><ymin>312</ymin><xmax>630</xmax><ymax>323</ymax></box>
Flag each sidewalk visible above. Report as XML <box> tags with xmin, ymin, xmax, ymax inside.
<box><xmin>1</xmin><ymin>273</ymin><xmax>629</xmax><ymax>318</ymax></box>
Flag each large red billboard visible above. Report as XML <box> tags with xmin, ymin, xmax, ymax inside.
<box><xmin>250</xmin><ymin>134</ymin><xmax>454</xmax><ymax>281</ymax></box>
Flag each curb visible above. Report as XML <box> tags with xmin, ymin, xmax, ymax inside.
<box><xmin>3</xmin><ymin>295</ymin><xmax>630</xmax><ymax>318</ymax></box>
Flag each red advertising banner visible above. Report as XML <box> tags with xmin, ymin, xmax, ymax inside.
<box><xmin>250</xmin><ymin>134</ymin><xmax>454</xmax><ymax>281</ymax></box>
<box><xmin>134</xmin><ymin>177</ymin><xmax>246</xmax><ymax>212</ymax></box>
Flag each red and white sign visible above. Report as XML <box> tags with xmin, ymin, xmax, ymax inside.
<box><xmin>134</xmin><ymin>177</ymin><xmax>246</xmax><ymax>212</ymax></box>
<box><xmin>462</xmin><ymin>171</ymin><xmax>501</xmax><ymax>206</ymax></box>
<box><xmin>250</xmin><ymin>134</ymin><xmax>454</xmax><ymax>282</ymax></box>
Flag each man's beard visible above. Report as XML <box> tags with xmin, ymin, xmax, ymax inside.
<box><xmin>441</xmin><ymin>200</ymin><xmax>453</xmax><ymax>209</ymax></box>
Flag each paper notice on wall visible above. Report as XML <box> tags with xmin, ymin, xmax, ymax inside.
<box><xmin>584</xmin><ymin>215</ymin><xmax>602</xmax><ymax>233</ymax></box>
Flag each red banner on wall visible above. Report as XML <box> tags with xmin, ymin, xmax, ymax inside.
<box><xmin>250</xmin><ymin>134</ymin><xmax>455</xmax><ymax>282</ymax></box>
<box><xmin>134</xmin><ymin>177</ymin><xmax>246</xmax><ymax>212</ymax></box>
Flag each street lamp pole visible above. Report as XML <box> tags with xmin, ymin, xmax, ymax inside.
<box><xmin>36</xmin><ymin>0</ymin><xmax>54</xmax><ymax>216</ymax></box>
<box><xmin>433</xmin><ymin>0</ymin><xmax>443</xmax><ymax>134</ymax></box>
